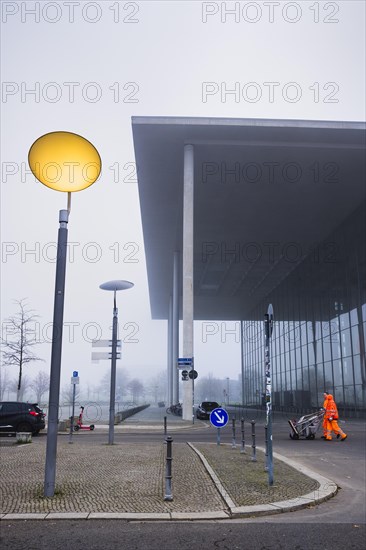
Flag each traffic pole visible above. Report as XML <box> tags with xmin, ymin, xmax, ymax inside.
<box><xmin>69</xmin><ymin>381</ymin><xmax>76</xmax><ymax>444</ymax></box>
<box><xmin>231</xmin><ymin>418</ymin><xmax>237</xmax><ymax>449</ymax></box>
<box><xmin>264</xmin><ymin>304</ymin><xmax>274</xmax><ymax>485</ymax></box>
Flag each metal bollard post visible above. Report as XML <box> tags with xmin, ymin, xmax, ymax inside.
<box><xmin>232</xmin><ymin>418</ymin><xmax>237</xmax><ymax>449</ymax></box>
<box><xmin>164</xmin><ymin>416</ymin><xmax>167</xmax><ymax>436</ymax></box>
<box><xmin>240</xmin><ymin>418</ymin><xmax>246</xmax><ymax>454</ymax></box>
<box><xmin>164</xmin><ymin>436</ymin><xmax>173</xmax><ymax>501</ymax></box>
<box><xmin>264</xmin><ymin>425</ymin><xmax>269</xmax><ymax>471</ymax></box>
<box><xmin>251</xmin><ymin>420</ymin><xmax>257</xmax><ymax>462</ymax></box>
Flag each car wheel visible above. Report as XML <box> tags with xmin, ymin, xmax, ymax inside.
<box><xmin>17</xmin><ymin>422</ymin><xmax>33</xmax><ymax>433</ymax></box>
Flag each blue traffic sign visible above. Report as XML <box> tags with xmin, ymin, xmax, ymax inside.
<box><xmin>210</xmin><ymin>408</ymin><xmax>229</xmax><ymax>428</ymax></box>
<box><xmin>178</xmin><ymin>357</ymin><xmax>192</xmax><ymax>364</ymax></box>
<box><xmin>73</xmin><ymin>371</ymin><xmax>78</xmax><ymax>377</ymax></box>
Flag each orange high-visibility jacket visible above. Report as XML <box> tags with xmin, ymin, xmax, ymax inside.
<box><xmin>325</xmin><ymin>394</ymin><xmax>339</xmax><ymax>420</ymax></box>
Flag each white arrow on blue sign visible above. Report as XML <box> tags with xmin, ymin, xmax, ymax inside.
<box><xmin>73</xmin><ymin>371</ymin><xmax>78</xmax><ymax>377</ymax></box>
<box><xmin>209</xmin><ymin>408</ymin><xmax>229</xmax><ymax>428</ymax></box>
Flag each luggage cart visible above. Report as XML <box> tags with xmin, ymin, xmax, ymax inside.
<box><xmin>288</xmin><ymin>409</ymin><xmax>324</xmax><ymax>440</ymax></box>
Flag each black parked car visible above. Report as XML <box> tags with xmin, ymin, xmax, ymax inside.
<box><xmin>196</xmin><ymin>401</ymin><xmax>220</xmax><ymax>420</ymax></box>
<box><xmin>0</xmin><ymin>402</ymin><xmax>46</xmax><ymax>434</ymax></box>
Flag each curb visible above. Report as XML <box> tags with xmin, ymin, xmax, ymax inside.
<box><xmin>188</xmin><ymin>443</ymin><xmax>338</xmax><ymax>519</ymax></box>
<box><xmin>56</xmin><ymin>422</ymin><xmax>209</xmax><ymax>434</ymax></box>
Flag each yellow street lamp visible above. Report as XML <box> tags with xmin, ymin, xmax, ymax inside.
<box><xmin>28</xmin><ymin>131</ymin><xmax>101</xmax><ymax>497</ymax></box>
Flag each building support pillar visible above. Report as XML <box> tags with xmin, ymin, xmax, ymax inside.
<box><xmin>167</xmin><ymin>296</ymin><xmax>173</xmax><ymax>406</ymax></box>
<box><xmin>182</xmin><ymin>144</ymin><xmax>194</xmax><ymax>421</ymax></box>
<box><xmin>172</xmin><ymin>251</ymin><xmax>180</xmax><ymax>404</ymax></box>
<box><xmin>241</xmin><ymin>320</ymin><xmax>245</xmax><ymax>408</ymax></box>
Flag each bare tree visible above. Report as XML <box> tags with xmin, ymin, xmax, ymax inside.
<box><xmin>145</xmin><ymin>369</ymin><xmax>167</xmax><ymax>403</ymax></box>
<box><xmin>9</xmin><ymin>374</ymin><xmax>31</xmax><ymax>401</ymax></box>
<box><xmin>195</xmin><ymin>373</ymin><xmax>224</xmax><ymax>403</ymax></box>
<box><xmin>127</xmin><ymin>378</ymin><xmax>144</xmax><ymax>404</ymax></box>
<box><xmin>1</xmin><ymin>299</ymin><xmax>44</xmax><ymax>400</ymax></box>
<box><xmin>0</xmin><ymin>364</ymin><xmax>11</xmax><ymax>400</ymax></box>
<box><xmin>30</xmin><ymin>370</ymin><xmax>50</xmax><ymax>404</ymax></box>
<box><xmin>61</xmin><ymin>382</ymin><xmax>81</xmax><ymax>405</ymax></box>
<box><xmin>100</xmin><ymin>367</ymin><xmax>131</xmax><ymax>401</ymax></box>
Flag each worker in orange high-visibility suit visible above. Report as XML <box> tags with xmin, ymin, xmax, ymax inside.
<box><xmin>321</xmin><ymin>392</ymin><xmax>328</xmax><ymax>439</ymax></box>
<box><xmin>324</xmin><ymin>394</ymin><xmax>347</xmax><ymax>441</ymax></box>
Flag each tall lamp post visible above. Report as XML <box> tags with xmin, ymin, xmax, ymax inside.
<box><xmin>99</xmin><ymin>280</ymin><xmax>134</xmax><ymax>445</ymax></box>
<box><xmin>28</xmin><ymin>131</ymin><xmax>101</xmax><ymax>497</ymax></box>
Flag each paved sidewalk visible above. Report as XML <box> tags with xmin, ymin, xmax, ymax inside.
<box><xmin>0</xmin><ymin>431</ymin><xmax>337</xmax><ymax>521</ymax></box>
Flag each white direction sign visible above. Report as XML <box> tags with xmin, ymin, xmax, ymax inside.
<box><xmin>210</xmin><ymin>408</ymin><xmax>229</xmax><ymax>428</ymax></box>
<box><xmin>92</xmin><ymin>340</ymin><xmax>121</xmax><ymax>347</ymax></box>
<box><xmin>91</xmin><ymin>352</ymin><xmax>121</xmax><ymax>361</ymax></box>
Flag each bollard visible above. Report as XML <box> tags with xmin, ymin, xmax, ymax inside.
<box><xmin>164</xmin><ymin>416</ymin><xmax>167</xmax><ymax>436</ymax></box>
<box><xmin>164</xmin><ymin>436</ymin><xmax>173</xmax><ymax>501</ymax></box>
<box><xmin>240</xmin><ymin>418</ymin><xmax>246</xmax><ymax>454</ymax></box>
<box><xmin>264</xmin><ymin>425</ymin><xmax>269</xmax><ymax>471</ymax></box>
<box><xmin>232</xmin><ymin>418</ymin><xmax>237</xmax><ymax>449</ymax></box>
<box><xmin>251</xmin><ymin>420</ymin><xmax>257</xmax><ymax>462</ymax></box>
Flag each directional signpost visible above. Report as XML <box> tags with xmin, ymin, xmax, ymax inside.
<box><xmin>210</xmin><ymin>407</ymin><xmax>229</xmax><ymax>446</ymax></box>
<box><xmin>92</xmin><ymin>340</ymin><xmax>121</xmax><ymax>362</ymax></box>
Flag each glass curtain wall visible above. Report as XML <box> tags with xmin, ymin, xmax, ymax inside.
<box><xmin>241</xmin><ymin>202</ymin><xmax>366</xmax><ymax>418</ymax></box>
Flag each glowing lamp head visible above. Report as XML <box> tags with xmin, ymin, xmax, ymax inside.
<box><xmin>28</xmin><ymin>131</ymin><xmax>101</xmax><ymax>192</ymax></box>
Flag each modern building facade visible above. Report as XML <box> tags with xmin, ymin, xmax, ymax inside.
<box><xmin>242</xmin><ymin>201</ymin><xmax>366</xmax><ymax>416</ymax></box>
<box><xmin>132</xmin><ymin>117</ymin><xmax>366</xmax><ymax>418</ymax></box>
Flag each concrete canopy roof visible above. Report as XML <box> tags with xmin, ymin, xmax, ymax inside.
<box><xmin>131</xmin><ymin>117</ymin><xmax>366</xmax><ymax>320</ymax></box>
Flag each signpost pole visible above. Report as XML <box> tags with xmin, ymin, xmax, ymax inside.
<box><xmin>210</xmin><ymin>407</ymin><xmax>229</xmax><ymax>446</ymax></box>
<box><xmin>69</xmin><ymin>381</ymin><xmax>76</xmax><ymax>444</ymax></box>
<box><xmin>264</xmin><ymin>304</ymin><xmax>274</xmax><ymax>486</ymax></box>
<box><xmin>109</xmin><ymin>291</ymin><xmax>118</xmax><ymax>445</ymax></box>
<box><xmin>69</xmin><ymin>371</ymin><xmax>79</xmax><ymax>444</ymax></box>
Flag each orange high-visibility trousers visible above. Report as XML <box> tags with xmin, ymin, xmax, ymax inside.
<box><xmin>322</xmin><ymin>417</ymin><xmax>327</xmax><ymax>437</ymax></box>
<box><xmin>325</xmin><ymin>420</ymin><xmax>347</xmax><ymax>440</ymax></box>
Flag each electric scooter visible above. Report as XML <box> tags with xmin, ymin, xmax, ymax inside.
<box><xmin>74</xmin><ymin>406</ymin><xmax>95</xmax><ymax>431</ymax></box>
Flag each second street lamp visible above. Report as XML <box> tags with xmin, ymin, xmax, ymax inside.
<box><xmin>100</xmin><ymin>280</ymin><xmax>134</xmax><ymax>445</ymax></box>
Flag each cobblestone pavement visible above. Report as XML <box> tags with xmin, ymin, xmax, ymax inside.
<box><xmin>0</xmin><ymin>435</ymin><xmax>322</xmax><ymax>515</ymax></box>
<box><xmin>193</xmin><ymin>443</ymin><xmax>319</xmax><ymax>506</ymax></box>
<box><xmin>0</xmin><ymin>438</ymin><xmax>225</xmax><ymax>514</ymax></box>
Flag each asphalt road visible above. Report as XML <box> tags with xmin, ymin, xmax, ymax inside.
<box><xmin>1</xmin><ymin>520</ymin><xmax>365</xmax><ymax>550</ymax></box>
<box><xmin>1</xmin><ymin>407</ymin><xmax>364</xmax><ymax>549</ymax></box>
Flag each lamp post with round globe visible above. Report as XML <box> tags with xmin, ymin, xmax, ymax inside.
<box><xmin>28</xmin><ymin>131</ymin><xmax>101</xmax><ymax>497</ymax></box>
<box><xmin>99</xmin><ymin>280</ymin><xmax>134</xmax><ymax>445</ymax></box>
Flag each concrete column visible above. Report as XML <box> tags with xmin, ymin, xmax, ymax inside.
<box><xmin>172</xmin><ymin>251</ymin><xmax>180</xmax><ymax>404</ymax></box>
<box><xmin>182</xmin><ymin>144</ymin><xmax>194</xmax><ymax>421</ymax></box>
<box><xmin>167</xmin><ymin>296</ymin><xmax>173</xmax><ymax>406</ymax></box>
